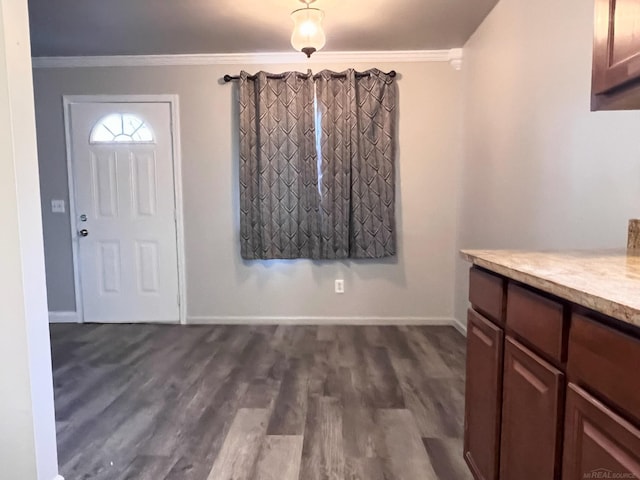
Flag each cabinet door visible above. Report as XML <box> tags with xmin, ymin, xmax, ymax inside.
<box><xmin>593</xmin><ymin>0</ymin><xmax>640</xmax><ymax>95</ymax></box>
<box><xmin>500</xmin><ymin>337</ymin><xmax>564</xmax><ymax>480</ymax></box>
<box><xmin>563</xmin><ymin>383</ymin><xmax>640</xmax><ymax>480</ymax></box>
<box><xmin>464</xmin><ymin>309</ymin><xmax>504</xmax><ymax>480</ymax></box>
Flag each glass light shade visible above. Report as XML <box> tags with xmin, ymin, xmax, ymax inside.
<box><xmin>291</xmin><ymin>7</ymin><xmax>326</xmax><ymax>57</ymax></box>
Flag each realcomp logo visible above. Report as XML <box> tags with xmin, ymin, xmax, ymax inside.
<box><xmin>583</xmin><ymin>469</ymin><xmax>637</xmax><ymax>479</ymax></box>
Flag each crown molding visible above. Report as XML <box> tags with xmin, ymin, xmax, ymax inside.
<box><xmin>31</xmin><ymin>48</ymin><xmax>463</xmax><ymax>69</ymax></box>
<box><xmin>448</xmin><ymin>48</ymin><xmax>463</xmax><ymax>71</ymax></box>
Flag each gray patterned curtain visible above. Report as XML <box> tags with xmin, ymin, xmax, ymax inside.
<box><xmin>238</xmin><ymin>71</ymin><xmax>321</xmax><ymax>259</ymax></box>
<box><xmin>237</xmin><ymin>69</ymin><xmax>396</xmax><ymax>260</ymax></box>
<box><xmin>316</xmin><ymin>69</ymin><xmax>397</xmax><ymax>258</ymax></box>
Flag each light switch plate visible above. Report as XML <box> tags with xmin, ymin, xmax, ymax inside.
<box><xmin>51</xmin><ymin>199</ymin><xmax>65</xmax><ymax>213</ymax></box>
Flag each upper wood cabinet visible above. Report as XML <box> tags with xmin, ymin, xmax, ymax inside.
<box><xmin>592</xmin><ymin>0</ymin><xmax>640</xmax><ymax>110</ymax></box>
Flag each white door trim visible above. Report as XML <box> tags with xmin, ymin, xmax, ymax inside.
<box><xmin>62</xmin><ymin>94</ymin><xmax>187</xmax><ymax>325</ymax></box>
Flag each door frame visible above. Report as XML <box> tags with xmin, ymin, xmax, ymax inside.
<box><xmin>63</xmin><ymin>94</ymin><xmax>187</xmax><ymax>325</ymax></box>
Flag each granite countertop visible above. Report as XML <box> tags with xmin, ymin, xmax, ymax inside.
<box><xmin>461</xmin><ymin>249</ymin><xmax>640</xmax><ymax>328</ymax></box>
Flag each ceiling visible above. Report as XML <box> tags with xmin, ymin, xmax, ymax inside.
<box><xmin>28</xmin><ymin>0</ymin><xmax>499</xmax><ymax>57</ymax></box>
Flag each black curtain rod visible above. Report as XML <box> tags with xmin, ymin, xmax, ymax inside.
<box><xmin>223</xmin><ymin>70</ymin><xmax>396</xmax><ymax>83</ymax></box>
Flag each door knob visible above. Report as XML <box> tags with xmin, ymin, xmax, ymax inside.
<box><xmin>79</xmin><ymin>229</ymin><xmax>89</xmax><ymax>237</ymax></box>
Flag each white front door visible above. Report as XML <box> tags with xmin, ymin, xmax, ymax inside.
<box><xmin>68</xmin><ymin>101</ymin><xmax>180</xmax><ymax>323</ymax></box>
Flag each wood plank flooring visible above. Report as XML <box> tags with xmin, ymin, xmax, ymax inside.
<box><xmin>50</xmin><ymin>324</ymin><xmax>471</xmax><ymax>480</ymax></box>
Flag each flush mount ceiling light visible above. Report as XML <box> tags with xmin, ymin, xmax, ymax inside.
<box><xmin>291</xmin><ymin>0</ymin><xmax>326</xmax><ymax>58</ymax></box>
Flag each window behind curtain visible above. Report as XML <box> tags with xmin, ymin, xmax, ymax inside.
<box><xmin>238</xmin><ymin>69</ymin><xmax>396</xmax><ymax>260</ymax></box>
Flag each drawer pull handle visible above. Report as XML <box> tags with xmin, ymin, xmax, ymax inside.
<box><xmin>472</xmin><ymin>326</ymin><xmax>493</xmax><ymax>347</ymax></box>
<box><xmin>514</xmin><ymin>360</ymin><xmax>548</xmax><ymax>394</ymax></box>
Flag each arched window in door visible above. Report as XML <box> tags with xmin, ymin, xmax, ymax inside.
<box><xmin>90</xmin><ymin>113</ymin><xmax>155</xmax><ymax>144</ymax></box>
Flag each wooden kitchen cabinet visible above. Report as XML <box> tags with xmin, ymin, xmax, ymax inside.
<box><xmin>562</xmin><ymin>383</ymin><xmax>640</xmax><ymax>479</ymax></box>
<box><xmin>464</xmin><ymin>308</ymin><xmax>504</xmax><ymax>480</ymax></box>
<box><xmin>463</xmin><ymin>251</ymin><xmax>640</xmax><ymax>480</ymax></box>
<box><xmin>568</xmin><ymin>312</ymin><xmax>640</xmax><ymax>424</ymax></box>
<box><xmin>506</xmin><ymin>283</ymin><xmax>567</xmax><ymax>365</ymax></box>
<box><xmin>469</xmin><ymin>267</ymin><xmax>506</xmax><ymax>325</ymax></box>
<box><xmin>499</xmin><ymin>337</ymin><xmax>564</xmax><ymax>480</ymax></box>
<box><xmin>592</xmin><ymin>0</ymin><xmax>640</xmax><ymax>110</ymax></box>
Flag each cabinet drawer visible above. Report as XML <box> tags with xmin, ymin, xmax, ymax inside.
<box><xmin>500</xmin><ymin>337</ymin><xmax>564</xmax><ymax>480</ymax></box>
<box><xmin>469</xmin><ymin>267</ymin><xmax>506</xmax><ymax>325</ymax></box>
<box><xmin>568</xmin><ymin>313</ymin><xmax>640</xmax><ymax>424</ymax></box>
<box><xmin>506</xmin><ymin>283</ymin><xmax>567</xmax><ymax>364</ymax></box>
<box><xmin>563</xmin><ymin>383</ymin><xmax>640</xmax><ymax>480</ymax></box>
<box><xmin>464</xmin><ymin>308</ymin><xmax>504</xmax><ymax>480</ymax></box>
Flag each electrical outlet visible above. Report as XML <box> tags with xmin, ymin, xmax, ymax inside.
<box><xmin>51</xmin><ymin>199</ymin><xmax>65</xmax><ymax>213</ymax></box>
<box><xmin>335</xmin><ymin>279</ymin><xmax>345</xmax><ymax>294</ymax></box>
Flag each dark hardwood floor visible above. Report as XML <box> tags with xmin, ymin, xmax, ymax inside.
<box><xmin>50</xmin><ymin>324</ymin><xmax>471</xmax><ymax>480</ymax></box>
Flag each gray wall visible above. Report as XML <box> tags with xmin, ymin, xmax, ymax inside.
<box><xmin>34</xmin><ymin>60</ymin><xmax>463</xmax><ymax>321</ymax></box>
<box><xmin>454</xmin><ymin>0</ymin><xmax>640</xmax><ymax>324</ymax></box>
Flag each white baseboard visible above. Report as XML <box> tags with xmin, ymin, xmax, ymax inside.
<box><xmin>53</xmin><ymin>475</ymin><xmax>65</xmax><ymax>480</ymax></box>
<box><xmin>49</xmin><ymin>311</ymin><xmax>79</xmax><ymax>323</ymax></box>
<box><xmin>47</xmin><ymin>313</ymin><xmax>466</xmax><ymax>334</ymax></box>
<box><xmin>186</xmin><ymin>316</ymin><xmax>459</xmax><ymax>327</ymax></box>
<box><xmin>452</xmin><ymin>317</ymin><xmax>468</xmax><ymax>337</ymax></box>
